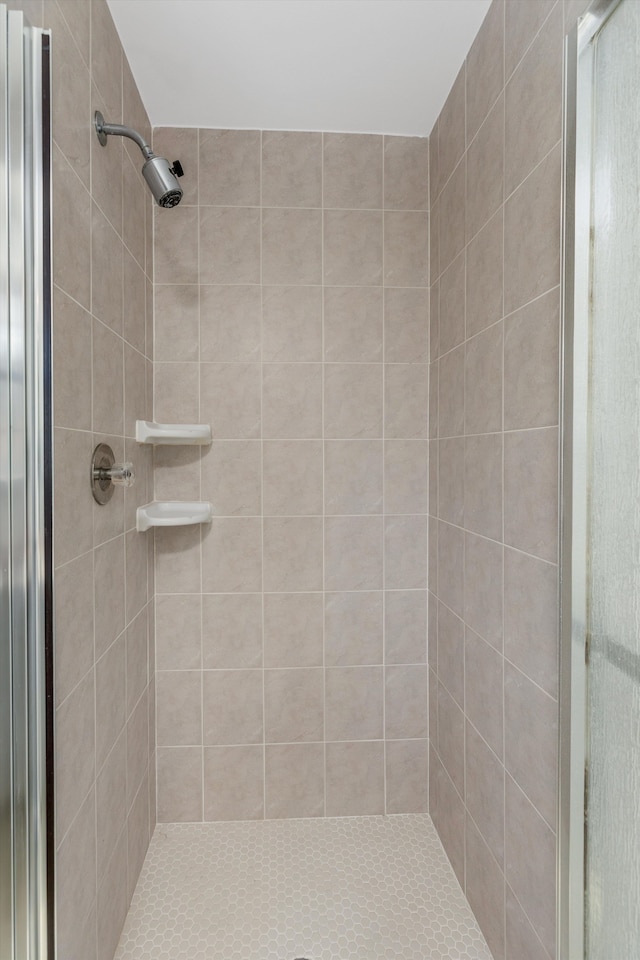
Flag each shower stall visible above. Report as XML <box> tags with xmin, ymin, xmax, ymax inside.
<box><xmin>0</xmin><ymin>5</ymin><xmax>52</xmax><ymax>959</ymax></box>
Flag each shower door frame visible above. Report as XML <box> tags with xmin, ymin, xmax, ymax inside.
<box><xmin>0</xmin><ymin>6</ymin><xmax>53</xmax><ymax>959</ymax></box>
<box><xmin>558</xmin><ymin>0</ymin><xmax>625</xmax><ymax>957</ymax></box>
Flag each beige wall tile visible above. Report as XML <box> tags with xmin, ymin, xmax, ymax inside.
<box><xmin>385</xmin><ymin>739</ymin><xmax>429</xmax><ymax>814</ymax></box>
<box><xmin>157</xmin><ymin>747</ymin><xmax>203</xmax><ymax>822</ymax></box>
<box><xmin>465</xmin><ymin>628</ymin><xmax>504</xmax><ymax>758</ymax></box>
<box><xmin>383</xmin><ymin>287</ymin><xmax>429</xmax><ymax>363</ymax></box>
<box><xmin>465</xmin><ymin>323</ymin><xmax>503</xmax><ymax>436</ymax></box>
<box><xmin>262</xmin><ymin>285</ymin><xmax>323</xmax><ymax>362</ymax></box>
<box><xmin>504</xmin><ymin>287</ymin><xmax>560</xmax><ymax>430</ymax></box>
<box><xmin>324</xmin><ymin>516</ymin><xmax>383</xmax><ymax>591</ymax></box>
<box><xmin>153</xmin><ymin>284</ymin><xmax>200</xmax><ymax>360</ymax></box>
<box><xmin>262</xmin><ymin>208</ymin><xmax>322</xmax><ymax>285</ymax></box>
<box><xmin>429</xmin><ymin>117</ymin><xmax>439</xmax><ymax>205</ymax></box>
<box><xmin>126</xmin><ymin>606</ymin><xmax>148</xmax><ymax>716</ymax></box>
<box><xmin>91</xmin><ymin>0</ymin><xmax>122</xmax><ymax>120</ymax></box>
<box><xmin>324</xmin><ymin>286</ymin><xmax>383</xmax><ymax>362</ymax></box>
<box><xmin>325</xmin><ymin>741</ymin><xmax>385</xmax><ymax>816</ymax></box>
<box><xmin>437</xmin><ymin>601</ymin><xmax>464</xmax><ymax>708</ymax></box>
<box><xmin>326</xmin><ymin>666</ymin><xmax>383</xmax><ymax>741</ymax></box>
<box><xmin>202</xmin><ymin>594</ymin><xmax>263</xmax><ymax>669</ymax></box>
<box><xmin>200</xmin><ymin>285</ymin><xmax>261</xmax><ymax>362</ymax></box>
<box><xmin>439</xmin><ymin>250</ymin><xmax>465</xmax><ymax>356</ymax></box>
<box><xmin>92</xmin><ymin>320</ymin><xmax>124</xmax><ymax>436</ymax></box>
<box><xmin>384</xmin><ymin>136</ymin><xmax>429</xmax><ymax>211</ymax></box>
<box><xmin>505</xmin><ymin>3</ymin><xmax>563</xmax><ymax>195</ymax></box>
<box><xmin>465</xmin><ymin>722</ymin><xmax>505</xmax><ymax>866</ymax></box>
<box><xmin>154</xmin><ymin>205</ymin><xmax>199</xmax><ymax>284</ymax></box>
<box><xmin>506</xmin><ymin>885</ymin><xmax>552</xmax><ymax>960</ymax></box>
<box><xmin>200</xmin><ymin>206</ymin><xmax>261</xmax><ymax>284</ymax></box>
<box><xmin>324</xmin><ymin>592</ymin><xmax>383</xmax><ymax>667</ymax></box>
<box><xmin>384</xmin><ymin>364</ymin><xmax>429</xmax><ymax>439</ymax></box>
<box><xmin>55</xmin><ymin>554</ymin><xmax>94</xmax><ymax>706</ymax></box>
<box><xmin>127</xmin><ymin>772</ymin><xmax>150</xmax><ymax>900</ymax></box>
<box><xmin>155</xmin><ymin>525</ymin><xmax>201</xmax><ymax>594</ymax></box>
<box><xmin>199</xmin><ymin>129</ymin><xmax>260</xmax><ymax>206</ymax></box>
<box><xmin>154</xmin><ymin>361</ymin><xmax>199</xmax><ymax>424</ymax></box>
<box><xmin>385</xmin><ymin>664</ymin><xmax>428</xmax><ymax>739</ymax></box>
<box><xmin>437</xmin><ymin>345</ymin><xmax>464</xmax><ymax>438</ymax></box>
<box><xmin>465</xmin><ymin>209</ymin><xmax>503</xmax><ymax>339</ymax></box>
<box><xmin>204</xmin><ymin>745</ymin><xmax>264</xmax><ymax>821</ymax></box>
<box><xmin>153</xmin><ymin>445</ymin><xmax>201</xmax><ymax>503</ymax></box>
<box><xmin>504</xmin><ymin>427</ymin><xmax>558</xmax><ymax>562</ymax></box>
<box><xmin>262</xmin><ymin>363</ymin><xmax>322</xmax><ymax>439</ymax></box>
<box><xmin>203</xmin><ymin>440</ymin><xmax>262</xmax><ymax>516</ymax></box>
<box><xmin>504</xmin><ymin>663</ymin><xmax>558</xmax><ymax>828</ymax></box>
<box><xmin>438</xmin><ymin>437</ymin><xmax>464</xmax><ymax>527</ymax></box>
<box><xmin>203</xmin><ymin>669</ymin><xmax>263</xmax><ymax>745</ymax></box>
<box><xmin>96</xmin><ymin>732</ymin><xmax>126</xmax><ymax>880</ymax></box>
<box><xmin>437</xmin><ymin>521</ymin><xmax>464</xmax><ymax>617</ymax></box>
<box><xmin>95</xmin><ymin>633</ymin><xmax>126</xmax><ymax>771</ymax></box>
<box><xmin>56</xmin><ymin>669</ymin><xmax>95</xmax><ymax>841</ymax></box>
<box><xmin>466</xmin><ymin>0</ymin><xmax>505</xmax><ymax>143</ymax></box>
<box><xmin>324</xmin><ymin>363</ymin><xmax>383</xmax><ymax>439</ymax></box>
<box><xmin>464</xmin><ymin>434</ymin><xmax>503</xmax><ymax>542</ymax></box>
<box><xmin>439</xmin><ymin>156</ymin><xmax>466</xmax><ymax>273</ymax></box>
<box><xmin>50</xmin><ymin>0</ymin><xmax>90</xmax><ymax>185</ymax></box>
<box><xmin>384</xmin><ymin>212</ymin><xmax>429</xmax><ymax>287</ymax></box>
<box><xmin>123</xmin><ymin>250</ymin><xmax>146</xmax><ymax>355</ymax></box>
<box><xmin>126</xmin><ymin>692</ymin><xmax>149</xmax><ymax>809</ymax></box>
<box><xmin>323</xmin><ymin>210</ymin><xmax>383</xmax><ymax>286</ymax></box>
<box><xmin>437</xmin><ymin>680</ymin><xmax>465</xmax><ymax>796</ymax></box>
<box><xmin>56</xmin><ymin>789</ymin><xmax>96</xmax><ymax>960</ymax></box>
<box><xmin>438</xmin><ymin>65</ymin><xmax>466</xmax><ymax>188</ymax></box>
<box><xmin>385</xmin><ymin>515</ymin><xmax>429</xmax><ymax>590</ymax></box>
<box><xmin>53</xmin><ymin>145</ymin><xmax>91</xmax><ymax>310</ymax></box>
<box><xmin>465</xmin><ymin>815</ymin><xmax>506</xmax><ymax>960</ymax></box>
<box><xmin>201</xmin><ymin>362</ymin><xmax>261</xmax><ymax>439</ymax></box>
<box><xmin>504</xmin><ymin>144</ymin><xmax>561</xmax><ymax>315</ymax></box>
<box><xmin>264</xmin><ymin>593</ymin><xmax>324</xmax><ymax>668</ymax></box>
<box><xmin>464</xmin><ymin>533</ymin><xmax>503</xmax><ymax>650</ymax></box>
<box><xmin>265</xmin><ymin>743</ymin><xmax>325</xmax><ymax>819</ymax></box>
<box><xmin>385</xmin><ymin>590</ymin><xmax>427</xmax><ymax>665</ymax></box>
<box><xmin>263</xmin><ymin>440</ymin><xmax>323</xmax><ymax>516</ymax></box>
<box><xmin>429</xmin><ymin>748</ymin><xmax>465</xmax><ymax>887</ymax></box>
<box><xmin>505</xmin><ymin>0</ymin><xmax>556</xmax><ymax>79</ymax></box>
<box><xmin>94</xmin><ymin>535</ymin><xmax>125</xmax><ymax>659</ymax></box>
<box><xmin>156</xmin><ymin>671</ymin><xmax>201</xmax><ymax>746</ymax></box>
<box><xmin>202</xmin><ymin>518</ymin><xmax>262</xmax><ymax>593</ymax></box>
<box><xmin>466</xmin><ymin>94</ymin><xmax>504</xmax><ymax>243</ymax></box>
<box><xmin>262</xmin><ymin>131</ymin><xmax>322</xmax><ymax>208</ymax></box>
<box><xmin>384</xmin><ymin>439</ymin><xmax>428</xmax><ymax>515</ymax></box>
<box><xmin>323</xmin><ymin>133</ymin><xmax>382</xmax><ymax>209</ymax></box>
<box><xmin>263</xmin><ymin>517</ymin><xmax>323</xmax><ymax>592</ymax></box>
<box><xmin>324</xmin><ymin>439</ymin><xmax>382</xmax><ymax>515</ymax></box>
<box><xmin>92</xmin><ymin>203</ymin><xmax>123</xmax><ymax>335</ymax></box>
<box><xmin>504</xmin><ymin>548</ymin><xmax>558</xmax><ymax>697</ymax></box>
<box><xmin>505</xmin><ymin>775</ymin><xmax>556</xmax><ymax>956</ymax></box>
<box><xmin>265</xmin><ymin>668</ymin><xmax>324</xmax><ymax>743</ymax></box>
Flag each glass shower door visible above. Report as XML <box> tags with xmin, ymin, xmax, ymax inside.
<box><xmin>564</xmin><ymin>0</ymin><xmax>640</xmax><ymax>956</ymax></box>
<box><xmin>585</xmin><ymin>0</ymin><xmax>640</xmax><ymax>955</ymax></box>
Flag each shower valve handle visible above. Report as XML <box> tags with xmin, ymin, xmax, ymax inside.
<box><xmin>97</xmin><ymin>462</ymin><xmax>135</xmax><ymax>488</ymax></box>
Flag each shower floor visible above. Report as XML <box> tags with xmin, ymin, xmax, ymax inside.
<box><xmin>114</xmin><ymin>814</ymin><xmax>491</xmax><ymax>960</ymax></box>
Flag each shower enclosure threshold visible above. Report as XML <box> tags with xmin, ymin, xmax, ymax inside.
<box><xmin>114</xmin><ymin>814</ymin><xmax>491</xmax><ymax>960</ymax></box>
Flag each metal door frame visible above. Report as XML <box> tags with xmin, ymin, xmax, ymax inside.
<box><xmin>0</xmin><ymin>6</ymin><xmax>53</xmax><ymax>958</ymax></box>
<box><xmin>559</xmin><ymin>1</ymin><xmax>625</xmax><ymax>957</ymax></box>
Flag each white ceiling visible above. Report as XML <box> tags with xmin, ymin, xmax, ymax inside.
<box><xmin>107</xmin><ymin>0</ymin><xmax>490</xmax><ymax>137</ymax></box>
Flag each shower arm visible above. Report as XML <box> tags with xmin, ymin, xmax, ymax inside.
<box><xmin>94</xmin><ymin>111</ymin><xmax>154</xmax><ymax>160</ymax></box>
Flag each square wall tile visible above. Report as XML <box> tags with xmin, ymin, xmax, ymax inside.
<box><xmin>262</xmin><ymin>285</ymin><xmax>323</xmax><ymax>362</ymax></box>
<box><xmin>324</xmin><ymin>286</ymin><xmax>383</xmax><ymax>362</ymax></box>
<box><xmin>326</xmin><ymin>741</ymin><xmax>385</xmax><ymax>817</ymax></box>
<box><xmin>202</xmin><ymin>441</ymin><xmax>262</xmax><ymax>517</ymax></box>
<box><xmin>323</xmin><ymin>210</ymin><xmax>383</xmax><ymax>286</ymax></box>
<box><xmin>262</xmin><ymin>363</ymin><xmax>322</xmax><ymax>439</ymax></box>
<box><xmin>262</xmin><ymin>208</ymin><xmax>322</xmax><ymax>285</ymax></box>
<box><xmin>264</xmin><ymin>593</ymin><xmax>324</xmax><ymax>668</ymax></box>
<box><xmin>200</xmin><ymin>206</ymin><xmax>261</xmax><ymax>284</ymax></box>
<box><xmin>203</xmin><ymin>670</ymin><xmax>263</xmax><ymax>745</ymax></box>
<box><xmin>262</xmin><ymin>131</ymin><xmax>322</xmax><ymax>208</ymax></box>
<box><xmin>263</xmin><ymin>440</ymin><xmax>323</xmax><ymax>516</ymax></box>
<box><xmin>265</xmin><ymin>743</ymin><xmax>325</xmax><ymax>819</ymax></box>
<box><xmin>323</xmin><ymin>133</ymin><xmax>382</xmax><ymax>209</ymax></box>
<box><xmin>384</xmin><ymin>287</ymin><xmax>429</xmax><ymax>363</ymax></box>
<box><xmin>201</xmin><ymin>362</ymin><xmax>261</xmax><ymax>439</ymax></box>
<box><xmin>324</xmin><ymin>516</ymin><xmax>383</xmax><ymax>591</ymax></box>
<box><xmin>154</xmin><ymin>284</ymin><xmax>199</xmax><ymax>363</ymax></box>
<box><xmin>324</xmin><ymin>364</ymin><xmax>383</xmax><ymax>439</ymax></box>
<box><xmin>385</xmin><ymin>590</ymin><xmax>427</xmax><ymax>665</ymax></box>
<box><xmin>199</xmin><ymin>129</ymin><xmax>260</xmax><ymax>206</ymax></box>
<box><xmin>325</xmin><ymin>666</ymin><xmax>383</xmax><ymax>741</ymax></box>
<box><xmin>155</xmin><ymin>595</ymin><xmax>202</xmax><ymax>671</ymax></box>
<box><xmin>385</xmin><ymin>664</ymin><xmax>429</xmax><ymax>739</ymax></box>
<box><xmin>324</xmin><ymin>592</ymin><xmax>383</xmax><ymax>666</ymax></box>
<box><xmin>202</xmin><ymin>518</ymin><xmax>262</xmax><ymax>593</ymax></box>
<box><xmin>384</xmin><ymin>136</ymin><xmax>429</xmax><ymax>211</ymax></box>
<box><xmin>157</xmin><ymin>748</ymin><xmax>202</xmax><ymax>822</ymax></box>
<box><xmin>384</xmin><ymin>212</ymin><xmax>429</xmax><ymax>287</ymax></box>
<box><xmin>263</xmin><ymin>517</ymin><xmax>323</xmax><ymax>592</ymax></box>
<box><xmin>156</xmin><ymin>671</ymin><xmax>201</xmax><ymax>746</ymax></box>
<box><xmin>200</xmin><ymin>285</ymin><xmax>261</xmax><ymax>362</ymax></box>
<box><xmin>202</xmin><ymin>594</ymin><xmax>263</xmax><ymax>669</ymax></box>
<box><xmin>265</xmin><ymin>668</ymin><xmax>324</xmax><ymax>743</ymax></box>
<box><xmin>204</xmin><ymin>746</ymin><xmax>264</xmax><ymax>821</ymax></box>
<box><xmin>385</xmin><ymin>739</ymin><xmax>429</xmax><ymax>814</ymax></box>
<box><xmin>384</xmin><ymin>439</ymin><xmax>428</xmax><ymax>515</ymax></box>
<box><xmin>324</xmin><ymin>440</ymin><xmax>383</xmax><ymax>515</ymax></box>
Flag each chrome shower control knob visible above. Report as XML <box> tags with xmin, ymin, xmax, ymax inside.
<box><xmin>91</xmin><ymin>443</ymin><xmax>135</xmax><ymax>504</ymax></box>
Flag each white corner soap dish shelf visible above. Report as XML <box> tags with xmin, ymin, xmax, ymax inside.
<box><xmin>136</xmin><ymin>501</ymin><xmax>213</xmax><ymax>533</ymax></box>
<box><xmin>136</xmin><ymin>420</ymin><xmax>211</xmax><ymax>445</ymax></box>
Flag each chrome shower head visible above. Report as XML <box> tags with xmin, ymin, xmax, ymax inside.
<box><xmin>94</xmin><ymin>111</ymin><xmax>184</xmax><ymax>208</ymax></box>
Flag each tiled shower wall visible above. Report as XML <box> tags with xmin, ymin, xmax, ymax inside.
<box><xmin>428</xmin><ymin>1</ymin><xmax>588</xmax><ymax>959</ymax></box>
<box><xmin>152</xmin><ymin>129</ymin><xmax>430</xmax><ymax>822</ymax></box>
<box><xmin>7</xmin><ymin>0</ymin><xmax>157</xmax><ymax>957</ymax></box>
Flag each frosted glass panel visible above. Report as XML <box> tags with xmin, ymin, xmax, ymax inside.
<box><xmin>586</xmin><ymin>1</ymin><xmax>640</xmax><ymax>956</ymax></box>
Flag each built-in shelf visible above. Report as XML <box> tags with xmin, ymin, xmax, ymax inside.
<box><xmin>136</xmin><ymin>420</ymin><xmax>211</xmax><ymax>445</ymax></box>
<box><xmin>136</xmin><ymin>501</ymin><xmax>213</xmax><ymax>533</ymax></box>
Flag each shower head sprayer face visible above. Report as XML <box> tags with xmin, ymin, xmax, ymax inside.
<box><xmin>94</xmin><ymin>110</ymin><xmax>184</xmax><ymax>208</ymax></box>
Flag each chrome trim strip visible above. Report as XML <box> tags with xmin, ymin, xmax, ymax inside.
<box><xmin>559</xmin><ymin>1</ymin><xmax>625</xmax><ymax>957</ymax></box>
